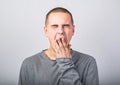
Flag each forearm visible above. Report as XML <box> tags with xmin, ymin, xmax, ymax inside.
<box><xmin>56</xmin><ymin>58</ymin><xmax>83</xmax><ymax>85</ymax></box>
<box><xmin>56</xmin><ymin>58</ymin><xmax>99</xmax><ymax>85</ymax></box>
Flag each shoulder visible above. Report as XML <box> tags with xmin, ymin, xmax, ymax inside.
<box><xmin>21</xmin><ymin>52</ymin><xmax>43</xmax><ymax>66</ymax></box>
<box><xmin>72</xmin><ymin>50</ymin><xmax>96</xmax><ymax>64</ymax></box>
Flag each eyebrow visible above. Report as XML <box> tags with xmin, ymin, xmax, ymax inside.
<box><xmin>51</xmin><ymin>24</ymin><xmax>58</xmax><ymax>27</ymax></box>
<box><xmin>51</xmin><ymin>24</ymin><xmax>70</xmax><ymax>27</ymax></box>
<box><xmin>62</xmin><ymin>24</ymin><xmax>70</xmax><ymax>26</ymax></box>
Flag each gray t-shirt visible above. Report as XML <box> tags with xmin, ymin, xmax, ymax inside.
<box><xmin>18</xmin><ymin>50</ymin><xmax>99</xmax><ymax>85</ymax></box>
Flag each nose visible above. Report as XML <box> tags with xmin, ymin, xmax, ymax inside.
<box><xmin>57</xmin><ymin>26</ymin><xmax>64</xmax><ymax>35</ymax></box>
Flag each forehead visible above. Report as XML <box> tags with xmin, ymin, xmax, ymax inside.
<box><xmin>47</xmin><ymin>12</ymin><xmax>72</xmax><ymax>24</ymax></box>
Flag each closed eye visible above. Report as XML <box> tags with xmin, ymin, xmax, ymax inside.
<box><xmin>63</xmin><ymin>24</ymin><xmax>70</xmax><ymax>28</ymax></box>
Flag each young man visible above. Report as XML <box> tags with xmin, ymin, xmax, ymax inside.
<box><xmin>18</xmin><ymin>7</ymin><xmax>99</xmax><ymax>85</ymax></box>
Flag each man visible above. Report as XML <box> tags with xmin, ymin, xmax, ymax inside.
<box><xmin>18</xmin><ymin>7</ymin><xmax>99</xmax><ymax>85</ymax></box>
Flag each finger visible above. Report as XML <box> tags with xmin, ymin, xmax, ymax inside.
<box><xmin>61</xmin><ymin>37</ymin><xmax>67</xmax><ymax>46</ymax></box>
<box><xmin>55</xmin><ymin>40</ymin><xmax>60</xmax><ymax>52</ymax></box>
<box><xmin>61</xmin><ymin>38</ymin><xmax>69</xmax><ymax>51</ymax></box>
<box><xmin>68</xmin><ymin>44</ymin><xmax>71</xmax><ymax>49</ymax></box>
<box><xmin>54</xmin><ymin>45</ymin><xmax>58</xmax><ymax>53</ymax></box>
<box><xmin>55</xmin><ymin>40</ymin><xmax>62</xmax><ymax>58</ymax></box>
<box><xmin>57</xmin><ymin>38</ymin><xmax>65</xmax><ymax>52</ymax></box>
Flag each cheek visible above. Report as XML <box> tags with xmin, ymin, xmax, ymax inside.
<box><xmin>66</xmin><ymin>31</ymin><xmax>73</xmax><ymax>40</ymax></box>
<box><xmin>65</xmin><ymin>30</ymin><xmax>73</xmax><ymax>37</ymax></box>
<box><xmin>48</xmin><ymin>31</ymin><xmax>56</xmax><ymax>40</ymax></box>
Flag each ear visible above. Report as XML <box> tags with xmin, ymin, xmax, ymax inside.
<box><xmin>72</xmin><ymin>25</ymin><xmax>75</xmax><ymax>36</ymax></box>
<box><xmin>44</xmin><ymin>26</ymin><xmax>48</xmax><ymax>37</ymax></box>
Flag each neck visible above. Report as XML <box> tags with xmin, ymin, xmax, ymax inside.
<box><xmin>44</xmin><ymin>47</ymin><xmax>57</xmax><ymax>60</ymax></box>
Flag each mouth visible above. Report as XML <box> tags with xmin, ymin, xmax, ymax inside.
<box><xmin>55</xmin><ymin>35</ymin><xmax>68</xmax><ymax>44</ymax></box>
<box><xmin>56</xmin><ymin>35</ymin><xmax>66</xmax><ymax>40</ymax></box>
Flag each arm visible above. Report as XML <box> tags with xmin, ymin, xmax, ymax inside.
<box><xmin>18</xmin><ymin>59</ymin><xmax>35</xmax><ymax>85</ymax></box>
<box><xmin>85</xmin><ymin>58</ymin><xmax>99</xmax><ymax>85</ymax></box>
<box><xmin>54</xmin><ymin>38</ymin><xmax>99</xmax><ymax>85</ymax></box>
<box><xmin>56</xmin><ymin>58</ymin><xmax>82</xmax><ymax>85</ymax></box>
<box><xmin>18</xmin><ymin>61</ymin><xmax>28</xmax><ymax>85</ymax></box>
<box><xmin>56</xmin><ymin>58</ymin><xmax>99</xmax><ymax>85</ymax></box>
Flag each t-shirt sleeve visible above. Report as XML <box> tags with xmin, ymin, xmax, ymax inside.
<box><xmin>18</xmin><ymin>59</ymin><xmax>34</xmax><ymax>85</ymax></box>
<box><xmin>18</xmin><ymin>60</ymin><xmax>28</xmax><ymax>85</ymax></box>
<box><xmin>56</xmin><ymin>57</ymin><xmax>99</xmax><ymax>85</ymax></box>
<box><xmin>85</xmin><ymin>58</ymin><xmax>99</xmax><ymax>85</ymax></box>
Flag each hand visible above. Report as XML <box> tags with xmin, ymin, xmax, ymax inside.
<box><xmin>54</xmin><ymin>38</ymin><xmax>71</xmax><ymax>58</ymax></box>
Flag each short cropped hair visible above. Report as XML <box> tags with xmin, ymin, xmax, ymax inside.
<box><xmin>45</xmin><ymin>7</ymin><xmax>74</xmax><ymax>25</ymax></box>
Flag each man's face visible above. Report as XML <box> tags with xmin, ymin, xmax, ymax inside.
<box><xmin>44</xmin><ymin>12</ymin><xmax>75</xmax><ymax>49</ymax></box>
